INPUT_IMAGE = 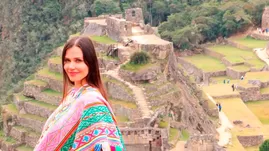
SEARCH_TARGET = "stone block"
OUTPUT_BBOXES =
[237,135,263,147]
[16,115,45,133]
[34,91,61,106]
[10,127,26,143]
[23,80,48,98]
[23,101,55,118]
[25,132,40,148]
[48,59,62,73]
[36,74,63,92]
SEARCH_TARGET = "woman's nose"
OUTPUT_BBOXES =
[69,61,75,69]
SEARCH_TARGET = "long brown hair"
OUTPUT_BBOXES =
[61,36,108,102]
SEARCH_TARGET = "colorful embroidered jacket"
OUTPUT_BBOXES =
[34,86,125,151]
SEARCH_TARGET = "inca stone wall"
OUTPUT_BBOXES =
[121,127,168,151]
[106,17,132,41]
[262,7,269,29]
[185,134,224,151]
[125,8,144,24]
[237,135,263,147]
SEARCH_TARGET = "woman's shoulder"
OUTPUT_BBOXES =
[78,86,106,106]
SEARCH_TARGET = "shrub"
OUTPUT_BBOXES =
[260,139,269,151]
[130,51,150,65]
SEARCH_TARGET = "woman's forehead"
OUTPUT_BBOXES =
[65,46,83,58]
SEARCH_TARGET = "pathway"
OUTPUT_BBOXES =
[103,61,151,119]
[254,47,269,65]
[206,93,233,147]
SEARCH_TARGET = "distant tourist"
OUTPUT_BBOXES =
[240,75,244,80]
[231,84,235,91]
[223,79,226,84]
[34,37,125,151]
[227,79,230,84]
[216,103,222,112]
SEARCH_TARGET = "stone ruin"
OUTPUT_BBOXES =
[82,8,173,60]
[185,134,224,151]
[262,7,269,29]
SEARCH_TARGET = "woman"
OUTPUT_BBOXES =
[34,36,125,151]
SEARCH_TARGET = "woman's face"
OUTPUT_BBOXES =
[64,46,89,86]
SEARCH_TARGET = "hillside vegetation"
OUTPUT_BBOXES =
[0,0,268,105]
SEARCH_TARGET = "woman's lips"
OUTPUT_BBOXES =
[68,72,79,76]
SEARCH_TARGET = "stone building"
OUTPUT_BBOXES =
[125,8,144,25]
[262,7,269,29]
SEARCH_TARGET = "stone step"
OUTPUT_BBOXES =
[37,89,62,106]
[15,144,34,151]
[2,104,46,134]
[48,56,62,73]
[36,67,63,92]
[10,125,40,148]
[23,80,49,97]
[14,94,57,118]
[0,135,22,151]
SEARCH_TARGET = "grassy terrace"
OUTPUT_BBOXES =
[203,84,240,97]
[116,116,129,123]
[110,98,137,109]
[183,54,226,72]
[244,71,269,82]
[25,79,47,87]
[3,104,46,122]
[37,67,63,81]
[207,45,266,69]
[42,89,62,97]
[246,100,269,124]
[16,145,33,151]
[121,62,157,72]
[90,35,117,44]
[231,65,250,72]
[49,56,61,64]
[215,98,263,129]
[230,37,267,49]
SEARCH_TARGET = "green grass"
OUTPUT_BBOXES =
[110,98,137,109]
[231,65,250,72]
[3,104,46,122]
[169,128,180,142]
[69,32,80,39]
[38,67,63,81]
[25,79,47,87]
[246,100,269,124]
[16,145,33,151]
[49,56,61,64]
[121,62,156,72]
[90,35,117,44]
[231,37,267,49]
[207,45,266,68]
[159,119,169,128]
[42,89,62,97]
[28,99,57,110]
[98,52,119,61]
[245,72,269,82]
[116,116,130,123]
[261,87,269,94]
[180,129,190,141]
[5,136,17,144]
[183,54,226,72]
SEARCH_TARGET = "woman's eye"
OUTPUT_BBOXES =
[75,59,82,63]
[64,59,70,63]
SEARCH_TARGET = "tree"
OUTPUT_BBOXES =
[92,0,121,16]
[260,139,269,151]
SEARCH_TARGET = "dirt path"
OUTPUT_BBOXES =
[170,141,186,151]
[103,61,151,118]
[206,93,233,147]
[254,48,269,65]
